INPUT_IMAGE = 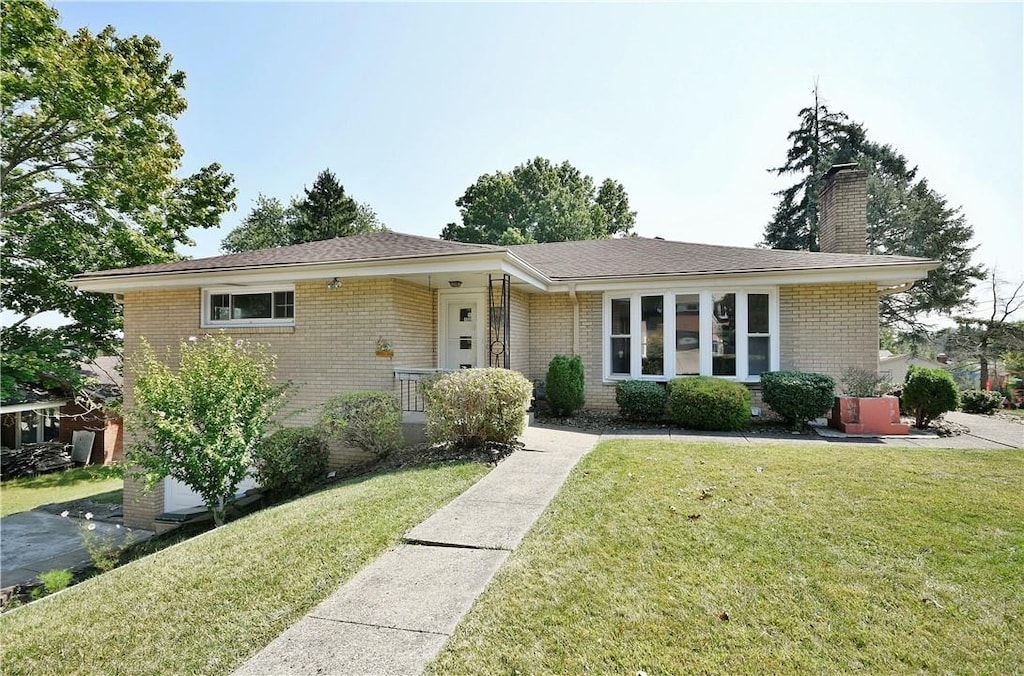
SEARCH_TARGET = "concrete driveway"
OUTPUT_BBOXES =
[945,411,1023,449]
[0,510,152,589]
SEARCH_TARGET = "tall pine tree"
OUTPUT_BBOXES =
[763,87,984,333]
[293,169,360,242]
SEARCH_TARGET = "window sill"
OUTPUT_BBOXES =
[602,376,764,385]
[199,323,296,334]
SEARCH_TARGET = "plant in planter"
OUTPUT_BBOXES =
[375,337,394,358]
[829,367,908,435]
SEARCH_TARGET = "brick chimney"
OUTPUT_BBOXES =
[818,163,868,254]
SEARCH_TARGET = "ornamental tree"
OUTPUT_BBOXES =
[128,335,285,526]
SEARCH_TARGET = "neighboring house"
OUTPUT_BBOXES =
[72,165,939,530]
[878,350,949,386]
[0,356,123,465]
[0,385,67,452]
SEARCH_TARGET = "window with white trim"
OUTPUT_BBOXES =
[604,289,778,382]
[609,298,631,376]
[202,286,295,327]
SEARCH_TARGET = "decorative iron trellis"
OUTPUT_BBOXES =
[488,273,511,369]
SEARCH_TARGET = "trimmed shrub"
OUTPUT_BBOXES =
[761,370,836,429]
[546,355,585,417]
[667,377,751,431]
[959,389,1004,415]
[903,366,960,428]
[254,427,328,499]
[320,391,404,460]
[615,380,667,421]
[424,368,533,447]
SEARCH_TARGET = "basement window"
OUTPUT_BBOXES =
[202,286,295,327]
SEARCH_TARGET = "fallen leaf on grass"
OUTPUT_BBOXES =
[688,513,701,521]
[718,611,730,621]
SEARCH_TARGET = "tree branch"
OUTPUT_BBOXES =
[0,194,77,220]
[4,312,41,331]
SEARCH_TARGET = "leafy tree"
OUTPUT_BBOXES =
[948,271,1024,389]
[441,157,636,244]
[220,195,294,254]
[763,86,983,332]
[1,1,236,399]
[220,174,385,253]
[129,336,285,527]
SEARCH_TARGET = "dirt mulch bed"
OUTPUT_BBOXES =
[534,409,815,437]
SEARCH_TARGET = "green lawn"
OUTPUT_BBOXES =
[1,461,489,675]
[0,466,123,517]
[429,440,1024,674]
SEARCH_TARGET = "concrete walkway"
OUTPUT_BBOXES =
[235,426,599,676]
[235,415,1020,675]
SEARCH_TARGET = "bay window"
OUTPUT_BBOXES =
[604,289,778,382]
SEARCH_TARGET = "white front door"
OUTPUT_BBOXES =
[443,297,481,370]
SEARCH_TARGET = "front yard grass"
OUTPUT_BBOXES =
[1,461,488,675]
[430,440,1024,674]
[0,465,123,517]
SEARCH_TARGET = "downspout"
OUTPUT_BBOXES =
[568,283,580,356]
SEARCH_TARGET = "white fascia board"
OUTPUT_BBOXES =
[500,259,548,290]
[546,262,937,294]
[0,399,69,414]
[72,252,531,294]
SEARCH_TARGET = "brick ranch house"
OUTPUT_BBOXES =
[73,165,938,530]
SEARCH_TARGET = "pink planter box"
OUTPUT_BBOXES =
[829,396,909,435]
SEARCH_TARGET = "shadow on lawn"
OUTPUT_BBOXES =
[1,465,122,489]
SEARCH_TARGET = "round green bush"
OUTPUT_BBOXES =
[667,377,751,431]
[903,366,960,428]
[546,355,585,417]
[615,380,667,421]
[760,370,836,428]
[319,390,404,460]
[959,389,1004,415]
[254,427,328,500]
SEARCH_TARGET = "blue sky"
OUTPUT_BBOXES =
[55,2,1023,303]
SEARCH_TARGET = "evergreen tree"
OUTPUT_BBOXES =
[763,87,984,333]
[293,169,360,242]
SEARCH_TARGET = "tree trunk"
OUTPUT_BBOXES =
[212,496,226,527]
[980,355,990,390]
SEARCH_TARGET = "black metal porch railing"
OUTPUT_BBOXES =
[394,367,453,412]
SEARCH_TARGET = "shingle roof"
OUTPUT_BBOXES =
[508,238,930,280]
[75,231,502,278]
[73,231,934,283]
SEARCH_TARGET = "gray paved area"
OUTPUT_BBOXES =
[234,415,1020,675]
[0,510,152,588]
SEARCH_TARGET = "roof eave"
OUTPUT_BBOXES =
[544,260,940,292]
[72,250,550,293]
